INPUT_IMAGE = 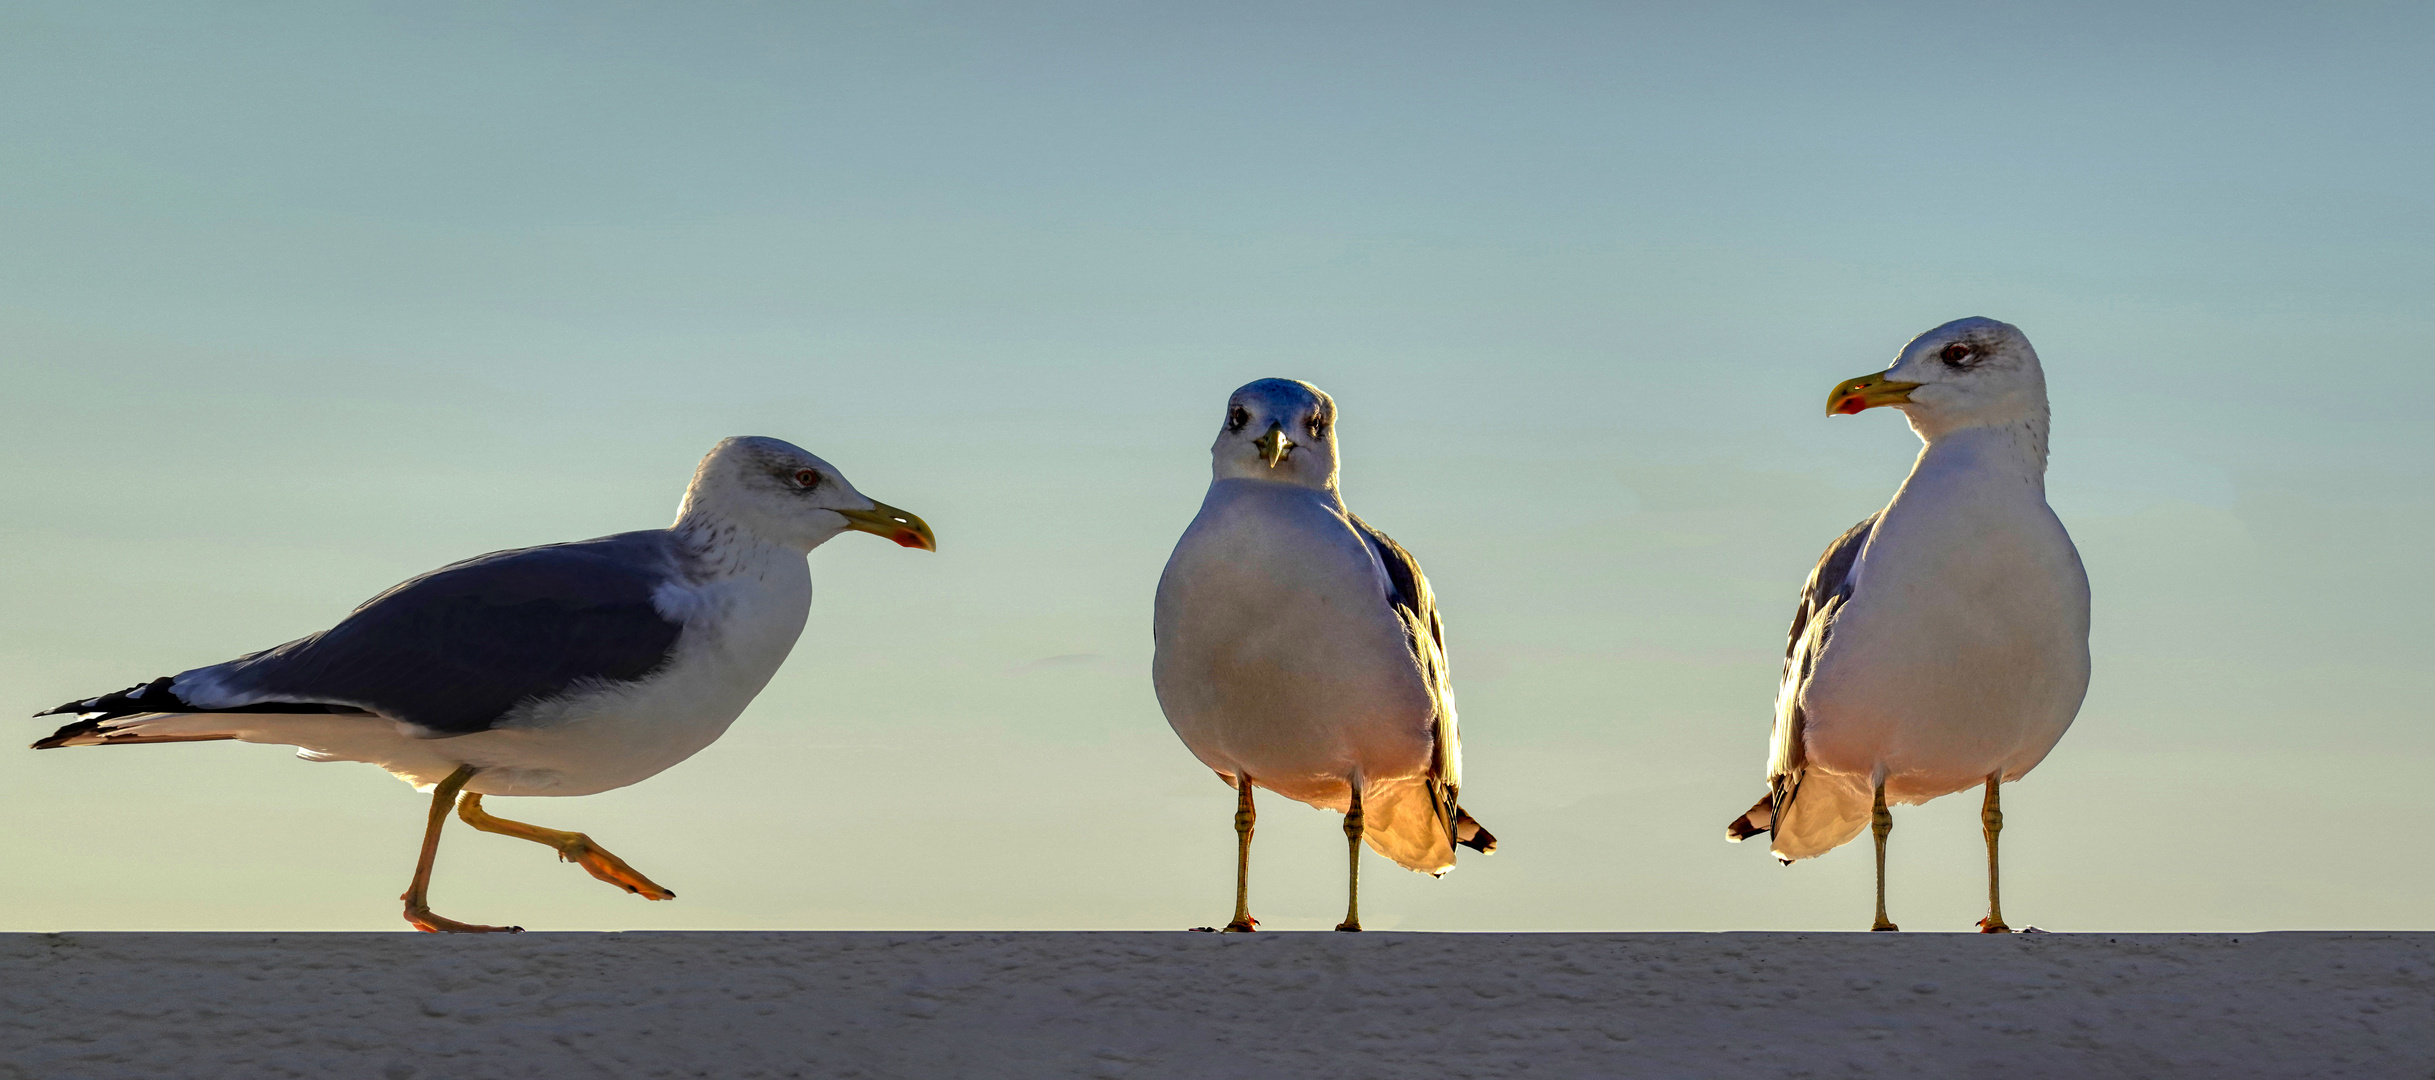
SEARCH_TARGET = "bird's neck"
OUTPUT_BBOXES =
[1913,413,2051,494]
[1208,476,1347,512]
[670,515,803,579]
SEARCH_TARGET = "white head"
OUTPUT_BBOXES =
[1827,317,2050,446]
[672,436,936,554]
[1209,378,1340,491]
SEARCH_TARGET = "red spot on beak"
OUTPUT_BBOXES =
[1833,396,1866,415]
[891,530,926,549]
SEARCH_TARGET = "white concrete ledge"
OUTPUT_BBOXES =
[5,932,2430,1078]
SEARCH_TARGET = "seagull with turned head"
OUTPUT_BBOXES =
[1154,378,1495,932]
[35,436,935,933]
[1727,317,2091,933]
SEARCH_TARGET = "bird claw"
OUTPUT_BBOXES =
[403,905,523,935]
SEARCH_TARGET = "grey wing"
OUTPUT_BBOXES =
[38,531,688,742]
[1783,512,1879,668]
[1347,513,1493,853]
[1741,512,1880,841]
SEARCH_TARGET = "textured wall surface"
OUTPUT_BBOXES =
[5,932,2429,1079]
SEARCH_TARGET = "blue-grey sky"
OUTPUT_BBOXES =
[4,2,2430,931]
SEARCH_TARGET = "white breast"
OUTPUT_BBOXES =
[1152,482,1435,807]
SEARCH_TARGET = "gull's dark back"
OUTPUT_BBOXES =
[38,531,687,742]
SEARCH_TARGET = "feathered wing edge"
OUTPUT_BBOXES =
[33,676,368,749]
[1349,513,1496,875]
[1726,512,1880,862]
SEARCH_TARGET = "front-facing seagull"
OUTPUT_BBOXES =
[1155,379,1494,932]
[35,436,935,933]
[1726,317,2090,932]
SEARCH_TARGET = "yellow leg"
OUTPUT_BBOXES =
[1870,779,1898,932]
[1335,782,1364,933]
[1978,774,2011,933]
[402,765,521,934]
[457,793,676,901]
[1223,773,1257,932]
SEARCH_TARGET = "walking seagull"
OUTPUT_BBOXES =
[1726,317,2090,932]
[1154,379,1494,932]
[34,436,934,933]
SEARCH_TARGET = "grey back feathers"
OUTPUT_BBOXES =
[1785,513,1880,668]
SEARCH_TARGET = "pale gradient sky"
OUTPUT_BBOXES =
[4,2,2430,932]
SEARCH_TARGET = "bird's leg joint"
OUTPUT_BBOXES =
[1224,773,1258,932]
[456,792,675,901]
[1979,774,2009,933]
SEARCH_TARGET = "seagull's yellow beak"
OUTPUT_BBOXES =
[1827,372,1922,416]
[834,501,937,551]
[1254,422,1295,468]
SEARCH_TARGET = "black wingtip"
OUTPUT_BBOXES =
[31,677,191,748]
[33,690,117,719]
[33,677,186,721]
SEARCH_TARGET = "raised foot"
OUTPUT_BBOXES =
[1220,918,1258,933]
[1870,921,1900,932]
[1978,918,2012,934]
[403,904,522,935]
[560,838,676,900]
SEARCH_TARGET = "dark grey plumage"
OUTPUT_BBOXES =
[37,531,686,746]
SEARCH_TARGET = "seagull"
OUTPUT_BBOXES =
[1726,317,2090,933]
[34,436,935,933]
[1154,378,1494,932]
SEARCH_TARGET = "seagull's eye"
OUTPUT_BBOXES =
[1307,415,1329,439]
[1226,406,1250,432]
[793,469,822,489]
[1939,343,1973,366]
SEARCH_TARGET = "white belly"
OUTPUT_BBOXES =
[1800,488,2091,802]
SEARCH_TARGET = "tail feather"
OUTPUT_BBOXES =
[1724,793,1772,842]
[1454,808,1496,854]
[1767,772,1870,862]
[34,676,364,750]
[1727,770,1871,863]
